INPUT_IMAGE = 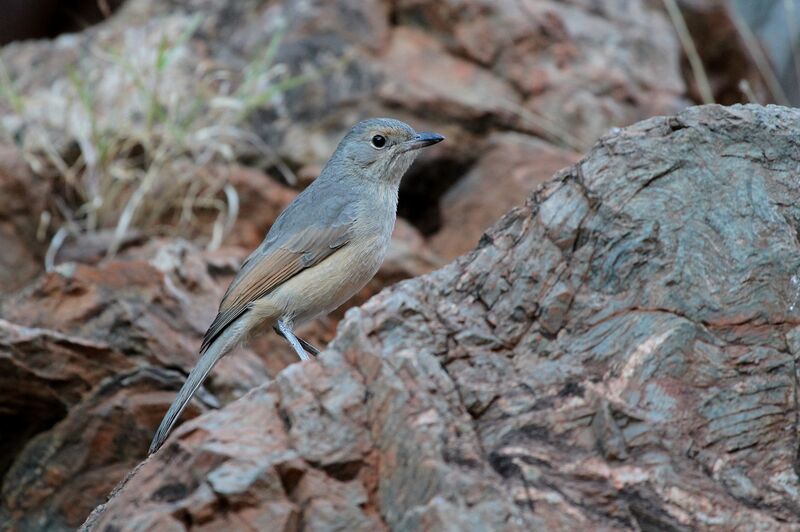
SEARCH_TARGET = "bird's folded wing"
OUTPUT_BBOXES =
[199,222,353,353]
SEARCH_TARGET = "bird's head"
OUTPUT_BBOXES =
[330,117,444,185]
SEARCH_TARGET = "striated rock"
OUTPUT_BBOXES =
[1,0,784,529]
[82,105,800,530]
[379,27,521,127]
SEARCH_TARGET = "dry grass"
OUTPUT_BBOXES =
[662,1,798,106]
[0,15,328,267]
[662,0,715,104]
[728,4,790,106]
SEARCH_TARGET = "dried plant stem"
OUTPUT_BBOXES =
[107,144,170,257]
[662,0,715,104]
[0,15,320,270]
[738,79,759,103]
[729,3,790,105]
[45,227,70,272]
[500,99,586,152]
[783,0,800,100]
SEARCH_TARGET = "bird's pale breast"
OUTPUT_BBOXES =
[249,232,389,326]
[249,184,397,328]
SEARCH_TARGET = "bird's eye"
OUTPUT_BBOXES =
[371,135,386,149]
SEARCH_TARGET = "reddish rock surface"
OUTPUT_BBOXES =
[213,166,298,251]
[0,217,439,531]
[390,0,687,148]
[0,245,271,530]
[78,104,800,531]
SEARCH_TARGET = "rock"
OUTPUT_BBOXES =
[378,27,521,126]
[0,223,40,295]
[392,0,689,148]
[0,0,784,528]
[676,0,771,104]
[208,166,297,251]
[431,132,581,260]
[0,0,690,154]
[0,144,46,295]
[0,0,124,45]
[0,242,282,530]
[0,216,440,530]
[80,105,800,530]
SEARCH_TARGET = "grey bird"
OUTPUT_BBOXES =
[149,118,444,454]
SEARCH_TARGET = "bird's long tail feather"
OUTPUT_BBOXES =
[149,320,246,454]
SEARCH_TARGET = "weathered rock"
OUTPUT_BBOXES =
[0,0,689,153]
[0,243,276,530]
[0,1,783,529]
[0,144,46,295]
[392,0,688,147]
[378,26,521,128]
[224,166,297,250]
[0,214,440,530]
[81,105,800,530]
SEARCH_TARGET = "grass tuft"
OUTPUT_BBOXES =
[0,15,335,267]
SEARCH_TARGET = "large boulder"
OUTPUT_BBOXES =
[431,133,581,260]
[80,105,800,530]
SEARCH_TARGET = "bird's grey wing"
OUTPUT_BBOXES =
[227,178,353,280]
[200,188,356,353]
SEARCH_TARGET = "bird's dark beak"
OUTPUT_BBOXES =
[404,132,445,151]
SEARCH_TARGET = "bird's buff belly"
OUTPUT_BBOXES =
[248,238,388,327]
